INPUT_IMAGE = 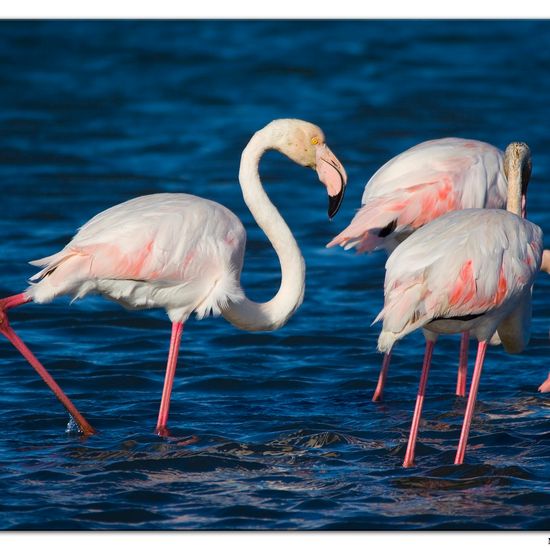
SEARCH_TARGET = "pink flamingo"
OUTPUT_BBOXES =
[374,142,542,466]
[327,138,522,401]
[0,119,347,436]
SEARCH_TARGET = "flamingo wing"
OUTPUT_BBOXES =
[328,138,507,252]
[375,209,543,351]
[28,194,246,309]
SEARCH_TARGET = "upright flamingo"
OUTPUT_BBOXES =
[327,138,523,401]
[374,142,542,466]
[0,119,347,436]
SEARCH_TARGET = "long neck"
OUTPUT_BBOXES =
[504,143,530,217]
[497,143,532,352]
[221,130,305,331]
[506,167,523,216]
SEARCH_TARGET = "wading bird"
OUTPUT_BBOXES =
[328,138,526,401]
[0,119,347,436]
[373,142,542,466]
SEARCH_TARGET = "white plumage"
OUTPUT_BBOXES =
[371,141,541,467]
[376,208,543,352]
[328,137,531,403]
[0,118,347,435]
[328,137,507,252]
[28,194,247,322]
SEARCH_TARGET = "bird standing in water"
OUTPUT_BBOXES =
[0,119,347,436]
[374,142,542,466]
[328,138,528,401]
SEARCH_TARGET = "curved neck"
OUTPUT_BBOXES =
[221,129,305,331]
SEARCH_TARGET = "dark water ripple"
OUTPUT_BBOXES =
[0,20,549,530]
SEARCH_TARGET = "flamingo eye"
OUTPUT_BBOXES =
[311,137,319,145]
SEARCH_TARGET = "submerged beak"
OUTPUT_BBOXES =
[315,144,347,219]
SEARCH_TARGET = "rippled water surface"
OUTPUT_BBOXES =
[0,20,549,530]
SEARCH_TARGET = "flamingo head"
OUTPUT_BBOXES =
[267,119,348,219]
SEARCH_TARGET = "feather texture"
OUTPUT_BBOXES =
[375,209,543,352]
[28,193,246,322]
[328,138,507,252]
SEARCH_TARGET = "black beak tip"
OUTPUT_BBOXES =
[328,187,346,220]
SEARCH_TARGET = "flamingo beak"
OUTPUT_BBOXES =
[315,144,347,219]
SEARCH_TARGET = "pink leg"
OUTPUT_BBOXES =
[403,339,435,468]
[155,321,184,436]
[0,293,30,310]
[0,293,96,435]
[539,372,550,393]
[372,350,392,402]
[456,331,469,397]
[455,340,488,465]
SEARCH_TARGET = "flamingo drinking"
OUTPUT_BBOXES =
[0,119,347,436]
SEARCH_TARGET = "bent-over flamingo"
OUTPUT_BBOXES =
[0,119,347,436]
[374,142,542,466]
[327,138,524,401]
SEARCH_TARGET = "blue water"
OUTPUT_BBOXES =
[0,20,549,530]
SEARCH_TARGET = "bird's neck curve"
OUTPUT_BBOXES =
[221,127,305,331]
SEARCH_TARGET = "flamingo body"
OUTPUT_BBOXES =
[375,202,543,466]
[28,194,247,323]
[328,138,531,402]
[1,118,347,434]
[328,138,507,253]
[376,208,543,352]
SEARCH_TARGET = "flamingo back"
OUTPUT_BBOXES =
[27,194,247,321]
[328,138,507,252]
[375,209,543,352]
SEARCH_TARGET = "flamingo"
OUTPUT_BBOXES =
[0,119,347,436]
[374,142,542,466]
[327,137,524,401]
